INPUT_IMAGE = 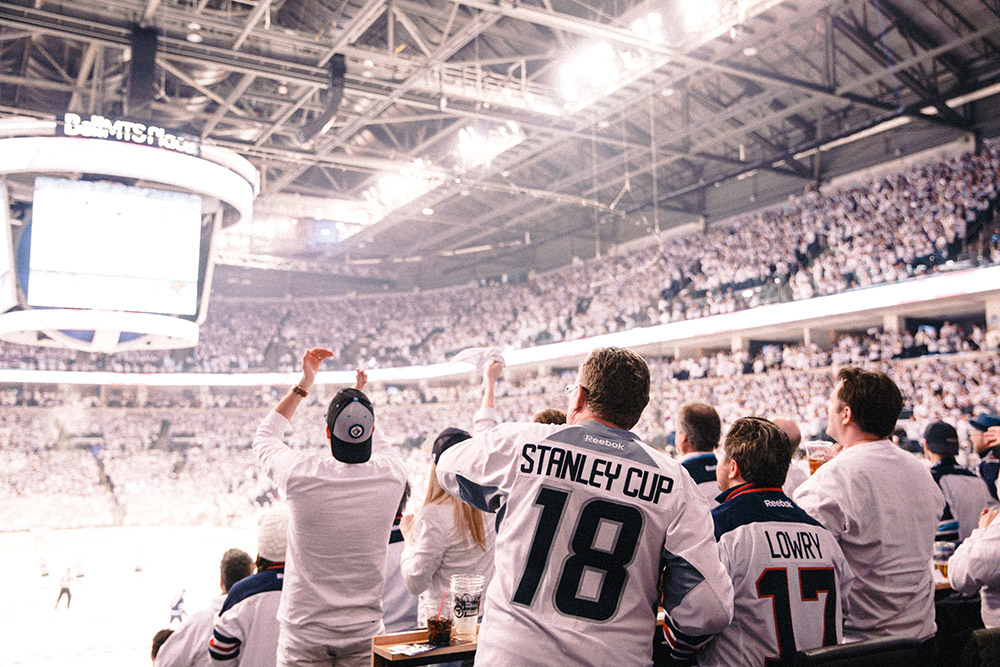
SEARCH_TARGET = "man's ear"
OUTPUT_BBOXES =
[726,457,741,483]
[842,405,853,429]
[571,386,587,413]
[326,425,331,439]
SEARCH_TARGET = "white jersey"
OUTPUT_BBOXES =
[436,419,733,667]
[209,567,283,666]
[793,439,944,641]
[678,452,720,508]
[700,484,853,667]
[948,518,1000,628]
[930,458,999,543]
[155,594,226,667]
[253,411,406,639]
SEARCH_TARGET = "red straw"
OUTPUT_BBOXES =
[437,592,446,620]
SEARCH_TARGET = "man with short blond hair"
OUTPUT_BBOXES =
[437,346,733,667]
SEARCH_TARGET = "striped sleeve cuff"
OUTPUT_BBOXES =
[208,630,241,662]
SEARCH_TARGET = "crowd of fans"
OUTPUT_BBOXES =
[0,139,997,376]
[3,329,1000,532]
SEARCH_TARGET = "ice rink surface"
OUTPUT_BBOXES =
[2,525,257,666]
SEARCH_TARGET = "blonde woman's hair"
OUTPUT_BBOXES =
[424,464,489,551]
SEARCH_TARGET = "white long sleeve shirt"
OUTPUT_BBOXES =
[437,419,733,667]
[948,518,1000,628]
[400,501,495,625]
[793,439,945,641]
[252,411,406,639]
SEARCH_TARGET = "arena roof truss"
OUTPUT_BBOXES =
[1,0,999,289]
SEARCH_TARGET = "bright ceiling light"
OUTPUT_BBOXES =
[422,207,434,216]
[682,0,720,31]
[458,122,524,169]
[559,41,620,104]
[631,12,665,43]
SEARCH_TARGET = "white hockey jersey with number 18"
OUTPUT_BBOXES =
[699,483,854,667]
[436,419,734,667]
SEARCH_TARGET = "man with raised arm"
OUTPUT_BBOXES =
[253,349,406,667]
[436,346,734,667]
[793,367,944,661]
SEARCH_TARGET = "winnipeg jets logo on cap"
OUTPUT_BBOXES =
[349,424,365,439]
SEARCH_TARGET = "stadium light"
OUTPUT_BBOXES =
[682,0,720,31]
[559,41,620,104]
[458,121,524,169]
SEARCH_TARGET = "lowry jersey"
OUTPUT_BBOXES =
[436,419,733,667]
[699,484,853,667]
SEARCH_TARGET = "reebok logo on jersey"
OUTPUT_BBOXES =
[763,499,793,508]
[584,434,626,450]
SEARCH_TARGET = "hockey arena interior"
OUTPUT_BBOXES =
[3,0,1000,665]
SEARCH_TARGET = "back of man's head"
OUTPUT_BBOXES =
[533,408,567,425]
[326,388,375,463]
[151,628,174,661]
[771,414,802,455]
[678,402,722,452]
[836,367,903,439]
[724,417,792,487]
[220,548,254,593]
[577,347,650,430]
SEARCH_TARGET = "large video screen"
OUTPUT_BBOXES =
[28,177,202,315]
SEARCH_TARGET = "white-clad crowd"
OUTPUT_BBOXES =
[4,341,1000,532]
[0,140,996,376]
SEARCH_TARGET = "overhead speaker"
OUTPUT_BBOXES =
[128,26,158,120]
[296,54,346,144]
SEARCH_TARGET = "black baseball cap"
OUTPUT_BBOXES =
[432,427,471,464]
[326,388,374,463]
[924,421,959,456]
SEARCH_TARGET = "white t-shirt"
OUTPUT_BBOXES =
[437,419,733,667]
[253,411,406,639]
[700,483,853,667]
[794,439,944,641]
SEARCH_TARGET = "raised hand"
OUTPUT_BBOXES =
[354,369,368,391]
[300,348,334,390]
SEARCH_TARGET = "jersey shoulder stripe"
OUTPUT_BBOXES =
[220,568,284,614]
[681,454,718,485]
[546,421,657,467]
[712,486,821,540]
[932,459,976,484]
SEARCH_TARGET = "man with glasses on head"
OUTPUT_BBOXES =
[794,367,943,663]
[436,346,733,667]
